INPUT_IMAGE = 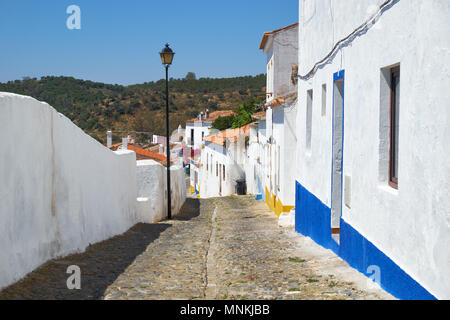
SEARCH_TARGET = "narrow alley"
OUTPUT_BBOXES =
[0,191,392,300]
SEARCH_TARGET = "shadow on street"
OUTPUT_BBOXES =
[0,195,202,300]
[173,198,201,221]
[0,223,171,300]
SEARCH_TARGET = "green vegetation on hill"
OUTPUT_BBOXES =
[0,74,266,143]
[212,97,262,131]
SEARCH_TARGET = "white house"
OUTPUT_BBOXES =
[261,22,299,104]
[198,125,250,198]
[185,110,235,195]
[184,110,235,149]
[243,122,260,197]
[295,0,450,300]
[244,113,268,201]
[256,22,299,216]
[152,134,167,145]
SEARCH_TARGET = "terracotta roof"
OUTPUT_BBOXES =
[109,142,123,149]
[259,22,299,50]
[128,145,167,163]
[203,124,250,146]
[107,142,171,165]
[186,110,235,123]
[266,92,298,108]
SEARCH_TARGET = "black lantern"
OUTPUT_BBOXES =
[160,43,175,65]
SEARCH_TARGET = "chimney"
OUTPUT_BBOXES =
[122,137,128,150]
[206,109,209,119]
[107,130,112,148]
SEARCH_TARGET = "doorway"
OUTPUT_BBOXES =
[331,71,344,244]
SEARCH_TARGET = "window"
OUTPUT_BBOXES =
[223,165,226,181]
[322,84,327,117]
[389,66,400,189]
[202,131,205,141]
[216,162,218,177]
[306,89,313,151]
[191,129,194,146]
[206,153,209,171]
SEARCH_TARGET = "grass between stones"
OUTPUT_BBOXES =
[288,257,306,263]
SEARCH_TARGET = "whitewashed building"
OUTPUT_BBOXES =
[256,23,299,216]
[185,110,234,195]
[244,114,268,200]
[184,110,235,149]
[198,125,250,198]
[243,122,260,196]
[152,135,167,146]
[295,0,450,299]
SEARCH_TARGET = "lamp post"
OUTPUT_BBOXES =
[160,43,175,220]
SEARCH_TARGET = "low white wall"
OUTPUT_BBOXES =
[0,93,137,290]
[136,160,186,223]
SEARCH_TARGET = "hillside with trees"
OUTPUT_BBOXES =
[0,74,266,144]
[212,97,262,131]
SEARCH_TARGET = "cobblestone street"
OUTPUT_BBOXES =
[0,192,393,300]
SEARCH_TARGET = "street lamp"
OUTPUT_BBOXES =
[160,43,175,220]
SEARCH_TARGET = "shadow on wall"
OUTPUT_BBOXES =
[0,223,170,300]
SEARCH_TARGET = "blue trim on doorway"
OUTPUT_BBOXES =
[333,70,345,81]
[295,180,437,300]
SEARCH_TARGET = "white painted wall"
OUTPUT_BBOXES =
[244,121,272,198]
[296,0,450,299]
[0,93,137,290]
[199,142,228,198]
[273,25,298,98]
[256,120,268,197]
[244,124,259,195]
[263,24,299,102]
[277,101,298,206]
[199,134,248,198]
[185,122,211,149]
[260,101,297,209]
[136,160,186,223]
[0,93,187,291]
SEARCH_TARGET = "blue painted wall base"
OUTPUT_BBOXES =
[295,180,436,300]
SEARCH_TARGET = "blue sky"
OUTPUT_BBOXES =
[0,1,298,85]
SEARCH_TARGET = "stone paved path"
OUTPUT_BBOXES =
[0,194,393,300]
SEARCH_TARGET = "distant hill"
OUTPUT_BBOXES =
[0,75,266,144]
